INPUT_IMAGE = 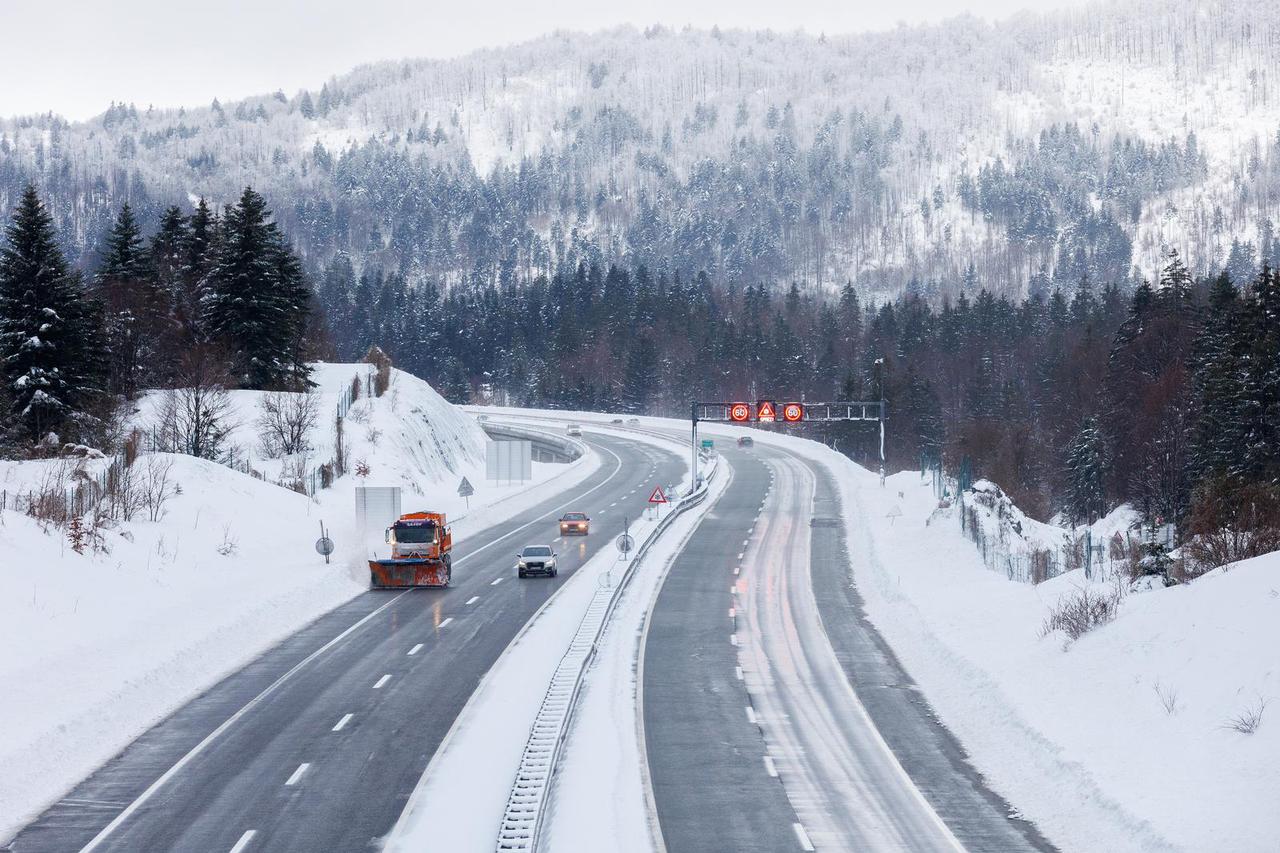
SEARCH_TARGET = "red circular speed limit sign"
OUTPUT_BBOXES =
[782,403,804,422]
[729,403,751,422]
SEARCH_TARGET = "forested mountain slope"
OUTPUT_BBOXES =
[2,0,1279,298]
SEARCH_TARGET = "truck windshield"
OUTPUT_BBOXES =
[395,525,437,544]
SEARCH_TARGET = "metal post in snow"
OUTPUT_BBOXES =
[690,401,698,496]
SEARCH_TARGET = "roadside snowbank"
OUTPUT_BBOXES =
[0,367,590,844]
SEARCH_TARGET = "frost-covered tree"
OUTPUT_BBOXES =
[0,186,104,443]
[1065,416,1109,524]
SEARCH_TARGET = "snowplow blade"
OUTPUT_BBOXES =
[369,559,450,588]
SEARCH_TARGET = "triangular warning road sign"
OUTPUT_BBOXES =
[457,476,475,497]
[648,485,668,504]
[756,401,776,422]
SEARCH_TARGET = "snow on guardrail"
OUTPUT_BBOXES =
[494,455,719,853]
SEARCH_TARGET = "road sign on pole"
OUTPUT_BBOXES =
[649,485,668,504]
[315,520,334,564]
[457,476,474,509]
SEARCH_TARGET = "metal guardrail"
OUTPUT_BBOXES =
[495,456,719,852]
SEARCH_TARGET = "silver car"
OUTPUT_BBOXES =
[517,545,558,578]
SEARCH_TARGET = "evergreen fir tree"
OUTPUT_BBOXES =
[203,187,310,389]
[0,186,105,443]
[97,203,164,397]
[1065,416,1108,524]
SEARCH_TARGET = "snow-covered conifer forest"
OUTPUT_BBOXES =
[1,0,1279,545]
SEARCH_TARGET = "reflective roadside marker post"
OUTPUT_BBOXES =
[315,520,335,565]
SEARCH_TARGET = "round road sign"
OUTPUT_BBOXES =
[729,403,751,422]
[315,536,335,556]
[615,533,636,554]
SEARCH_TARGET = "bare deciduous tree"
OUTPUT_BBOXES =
[140,456,179,522]
[256,390,319,457]
[153,346,236,461]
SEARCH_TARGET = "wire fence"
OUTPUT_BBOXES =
[0,452,127,527]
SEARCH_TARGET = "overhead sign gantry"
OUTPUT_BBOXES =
[690,399,887,487]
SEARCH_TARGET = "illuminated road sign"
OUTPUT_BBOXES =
[782,402,804,422]
[756,401,777,422]
[730,402,751,422]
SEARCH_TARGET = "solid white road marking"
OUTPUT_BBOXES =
[373,674,391,689]
[466,596,479,605]
[407,643,423,656]
[229,830,257,853]
[285,763,310,786]
[439,617,453,628]
[764,755,778,777]
[746,706,757,724]
[332,714,353,732]
[793,823,816,851]
[491,577,504,585]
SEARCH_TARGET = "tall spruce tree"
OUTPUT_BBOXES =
[97,203,164,397]
[0,186,104,443]
[203,188,310,389]
[1065,416,1109,524]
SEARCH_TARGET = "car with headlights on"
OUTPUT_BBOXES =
[517,545,558,578]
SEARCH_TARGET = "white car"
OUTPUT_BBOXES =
[566,424,582,437]
[517,545,558,578]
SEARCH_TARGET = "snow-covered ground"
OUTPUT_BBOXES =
[0,366,593,843]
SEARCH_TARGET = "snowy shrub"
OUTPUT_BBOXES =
[215,524,239,556]
[1226,699,1267,735]
[1040,585,1122,640]
[1154,681,1180,716]
[1184,478,1280,575]
[139,457,178,523]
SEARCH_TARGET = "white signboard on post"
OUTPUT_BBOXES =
[486,440,533,484]
[356,486,402,558]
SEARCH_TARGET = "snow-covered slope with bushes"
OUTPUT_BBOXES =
[844,466,1280,853]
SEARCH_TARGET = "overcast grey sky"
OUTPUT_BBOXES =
[3,0,1094,121]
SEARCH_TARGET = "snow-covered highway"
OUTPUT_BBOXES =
[4,430,683,853]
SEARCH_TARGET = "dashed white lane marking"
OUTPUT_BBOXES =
[373,674,391,689]
[734,566,741,576]
[407,643,423,656]
[285,763,310,786]
[728,607,735,619]
[730,585,737,594]
[465,596,479,605]
[746,706,757,724]
[229,830,257,853]
[332,714,353,732]
[742,539,750,547]
[439,617,453,628]
[793,822,816,851]
[491,577,504,585]
[730,634,738,646]
[763,755,778,777]
[735,666,744,681]
[737,552,744,560]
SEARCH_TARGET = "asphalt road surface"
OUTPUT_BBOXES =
[642,440,1055,852]
[5,429,682,853]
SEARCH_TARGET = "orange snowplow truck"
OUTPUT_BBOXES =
[369,511,453,588]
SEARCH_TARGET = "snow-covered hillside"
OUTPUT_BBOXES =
[0,364,585,842]
[2,0,1278,299]
[849,468,1280,853]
